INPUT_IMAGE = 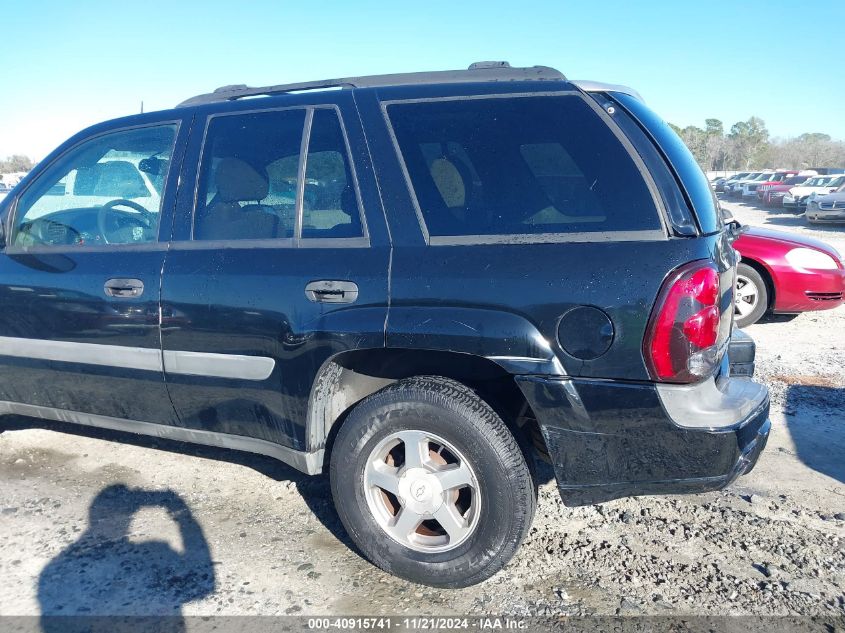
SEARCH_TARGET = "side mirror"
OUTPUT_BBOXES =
[138,157,164,176]
[725,218,747,243]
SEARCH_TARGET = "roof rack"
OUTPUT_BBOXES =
[177,62,566,107]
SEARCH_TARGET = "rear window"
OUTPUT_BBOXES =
[386,95,662,240]
[611,93,722,234]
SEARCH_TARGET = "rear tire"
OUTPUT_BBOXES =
[330,376,536,588]
[735,263,769,328]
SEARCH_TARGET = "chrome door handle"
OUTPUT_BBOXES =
[304,280,358,304]
[104,278,144,298]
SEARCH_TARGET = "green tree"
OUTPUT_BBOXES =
[727,117,769,169]
[703,119,727,171]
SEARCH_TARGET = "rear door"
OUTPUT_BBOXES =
[0,115,187,423]
[160,94,390,450]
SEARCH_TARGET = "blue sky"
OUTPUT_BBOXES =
[2,0,844,159]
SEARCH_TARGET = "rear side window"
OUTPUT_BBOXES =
[302,109,363,239]
[193,107,363,241]
[194,109,305,241]
[386,95,662,240]
[611,92,721,234]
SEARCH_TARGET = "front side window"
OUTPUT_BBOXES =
[387,95,661,239]
[14,124,177,247]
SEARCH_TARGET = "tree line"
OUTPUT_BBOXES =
[669,118,845,172]
[0,154,35,175]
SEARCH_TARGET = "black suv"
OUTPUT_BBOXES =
[0,63,769,588]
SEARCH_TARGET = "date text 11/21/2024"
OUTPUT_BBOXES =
[307,617,528,630]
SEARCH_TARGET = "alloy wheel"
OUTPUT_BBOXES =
[735,274,760,318]
[363,429,481,553]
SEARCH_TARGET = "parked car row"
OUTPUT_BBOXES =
[713,170,845,224]
[727,217,844,327]
[711,172,845,327]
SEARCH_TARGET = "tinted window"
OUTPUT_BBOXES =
[194,109,306,241]
[612,92,721,234]
[387,95,661,238]
[14,124,176,247]
[302,109,363,238]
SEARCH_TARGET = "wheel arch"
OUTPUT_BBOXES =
[739,257,776,311]
[305,348,546,468]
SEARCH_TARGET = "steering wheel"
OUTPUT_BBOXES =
[97,199,154,244]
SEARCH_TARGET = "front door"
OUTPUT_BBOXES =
[160,97,390,450]
[0,117,187,424]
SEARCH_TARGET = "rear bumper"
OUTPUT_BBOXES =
[516,335,770,506]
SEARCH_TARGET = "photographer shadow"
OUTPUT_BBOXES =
[38,484,214,633]
[784,383,845,485]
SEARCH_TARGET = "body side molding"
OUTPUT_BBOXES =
[0,336,275,381]
[0,401,323,474]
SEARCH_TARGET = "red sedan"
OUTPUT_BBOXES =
[732,226,845,327]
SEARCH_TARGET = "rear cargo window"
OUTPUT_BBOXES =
[386,95,662,240]
[611,92,721,234]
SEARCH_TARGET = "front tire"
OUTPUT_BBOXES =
[735,263,769,328]
[330,376,536,588]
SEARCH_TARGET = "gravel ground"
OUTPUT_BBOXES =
[1,199,843,620]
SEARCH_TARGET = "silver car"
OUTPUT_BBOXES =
[806,184,845,224]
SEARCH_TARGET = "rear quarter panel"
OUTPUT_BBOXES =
[353,86,727,380]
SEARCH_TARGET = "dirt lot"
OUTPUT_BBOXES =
[1,199,843,620]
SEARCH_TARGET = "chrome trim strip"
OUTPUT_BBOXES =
[0,401,323,475]
[0,336,163,371]
[0,336,275,381]
[162,350,275,380]
[486,355,567,376]
[430,229,665,246]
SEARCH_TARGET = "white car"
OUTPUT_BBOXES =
[783,174,845,210]
[725,171,767,197]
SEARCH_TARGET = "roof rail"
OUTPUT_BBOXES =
[177,62,566,107]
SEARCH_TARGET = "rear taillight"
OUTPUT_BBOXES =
[644,261,723,383]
